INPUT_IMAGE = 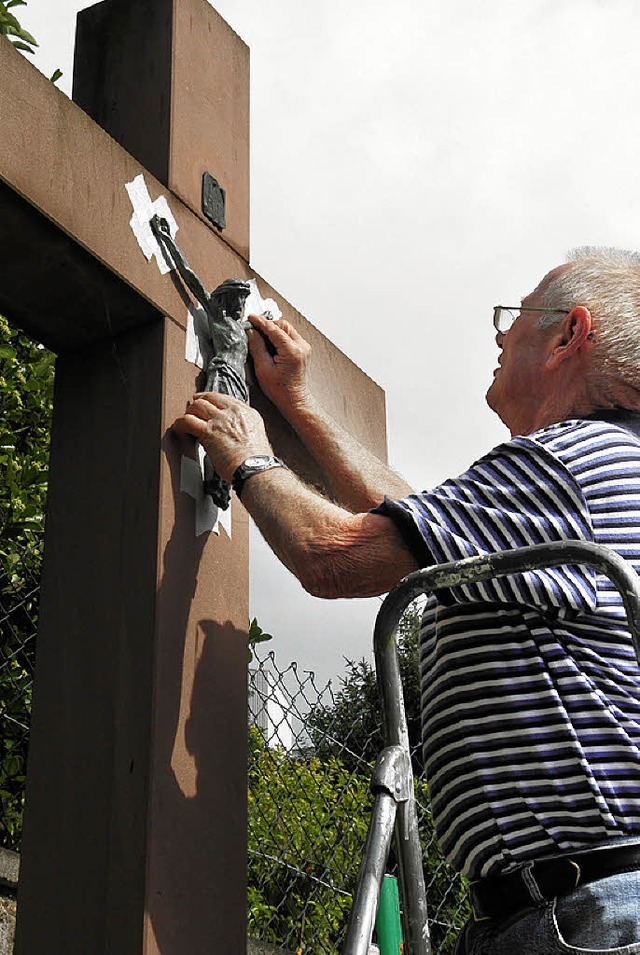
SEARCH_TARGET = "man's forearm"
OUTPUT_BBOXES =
[246,314,412,510]
[240,465,417,598]
[280,394,413,512]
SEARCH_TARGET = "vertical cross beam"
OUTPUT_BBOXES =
[15,3,251,952]
[73,0,250,259]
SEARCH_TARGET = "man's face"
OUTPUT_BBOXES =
[486,266,570,435]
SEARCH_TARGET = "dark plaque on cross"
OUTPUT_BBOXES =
[0,2,389,953]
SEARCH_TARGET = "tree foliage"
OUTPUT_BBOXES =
[0,0,62,81]
[306,605,424,774]
[248,726,371,953]
[0,315,54,848]
[0,0,37,54]
[0,316,54,547]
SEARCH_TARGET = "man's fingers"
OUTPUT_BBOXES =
[173,412,210,438]
[172,394,238,434]
[247,313,302,346]
[190,392,236,410]
[172,393,271,484]
[247,327,270,362]
[247,314,302,364]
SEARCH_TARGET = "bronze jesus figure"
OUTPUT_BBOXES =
[151,214,251,509]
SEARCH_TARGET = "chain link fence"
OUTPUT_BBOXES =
[0,551,469,953]
[248,648,469,954]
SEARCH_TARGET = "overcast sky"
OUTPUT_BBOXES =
[17,0,640,687]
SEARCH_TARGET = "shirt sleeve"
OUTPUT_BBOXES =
[374,436,597,613]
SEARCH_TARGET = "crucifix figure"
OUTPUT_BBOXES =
[151,214,251,508]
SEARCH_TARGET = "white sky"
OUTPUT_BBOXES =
[17,0,640,686]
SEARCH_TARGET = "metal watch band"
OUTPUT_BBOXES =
[232,455,286,499]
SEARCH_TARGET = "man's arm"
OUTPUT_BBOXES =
[173,392,418,597]
[247,313,414,512]
[242,468,417,597]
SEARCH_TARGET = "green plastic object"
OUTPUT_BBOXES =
[375,874,404,954]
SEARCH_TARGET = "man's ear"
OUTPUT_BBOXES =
[546,306,593,369]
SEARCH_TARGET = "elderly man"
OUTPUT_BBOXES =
[175,247,640,953]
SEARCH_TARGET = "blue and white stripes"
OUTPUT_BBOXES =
[382,418,640,878]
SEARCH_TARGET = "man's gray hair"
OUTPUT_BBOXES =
[540,247,640,387]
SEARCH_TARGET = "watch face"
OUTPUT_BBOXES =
[244,456,270,469]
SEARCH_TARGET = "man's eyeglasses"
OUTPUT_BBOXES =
[493,306,570,334]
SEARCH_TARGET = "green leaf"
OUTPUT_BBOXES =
[0,12,21,33]
[10,39,34,53]
[249,616,273,645]
[15,25,36,45]
[50,68,62,84]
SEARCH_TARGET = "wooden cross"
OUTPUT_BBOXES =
[0,1,388,952]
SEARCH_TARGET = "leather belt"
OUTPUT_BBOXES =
[469,843,640,922]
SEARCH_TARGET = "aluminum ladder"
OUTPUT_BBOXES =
[342,541,640,955]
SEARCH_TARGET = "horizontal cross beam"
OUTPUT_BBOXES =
[0,38,386,460]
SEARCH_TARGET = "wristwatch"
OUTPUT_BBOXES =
[232,455,287,498]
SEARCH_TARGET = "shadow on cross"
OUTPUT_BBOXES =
[146,427,247,953]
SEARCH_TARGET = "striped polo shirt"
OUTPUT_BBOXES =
[379,414,640,879]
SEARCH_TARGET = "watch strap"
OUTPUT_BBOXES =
[232,455,286,498]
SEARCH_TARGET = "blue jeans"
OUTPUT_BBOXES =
[455,870,640,954]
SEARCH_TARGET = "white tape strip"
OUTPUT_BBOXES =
[185,304,212,370]
[179,449,232,539]
[244,278,282,322]
[197,444,232,538]
[125,173,179,275]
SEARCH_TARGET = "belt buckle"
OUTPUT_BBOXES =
[525,857,582,902]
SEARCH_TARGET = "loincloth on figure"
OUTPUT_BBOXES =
[202,357,249,509]
[205,356,249,402]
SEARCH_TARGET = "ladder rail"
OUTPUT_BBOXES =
[341,785,399,954]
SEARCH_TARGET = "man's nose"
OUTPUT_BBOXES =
[495,331,505,347]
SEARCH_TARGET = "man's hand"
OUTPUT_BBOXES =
[173,393,273,481]
[247,313,312,413]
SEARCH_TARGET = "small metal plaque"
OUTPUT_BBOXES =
[202,172,226,230]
